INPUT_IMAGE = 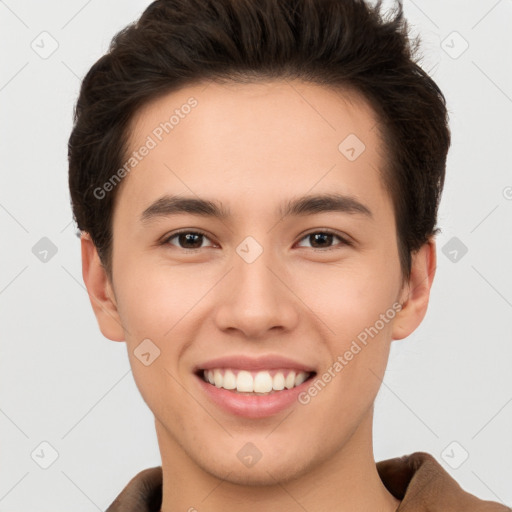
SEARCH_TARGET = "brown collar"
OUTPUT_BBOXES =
[106,451,510,511]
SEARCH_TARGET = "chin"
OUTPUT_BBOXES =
[202,457,311,487]
[192,439,316,488]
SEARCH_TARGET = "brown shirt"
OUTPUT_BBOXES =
[105,451,511,511]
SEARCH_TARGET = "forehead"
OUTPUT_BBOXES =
[116,79,390,224]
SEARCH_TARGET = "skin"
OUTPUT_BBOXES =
[81,79,436,512]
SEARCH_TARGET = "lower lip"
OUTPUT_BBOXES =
[195,373,313,419]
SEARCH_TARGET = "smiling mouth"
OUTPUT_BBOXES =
[196,368,317,395]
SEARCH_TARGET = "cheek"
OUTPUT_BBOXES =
[303,257,399,337]
[302,259,399,407]
[114,268,197,422]
[114,259,211,340]
[112,260,227,407]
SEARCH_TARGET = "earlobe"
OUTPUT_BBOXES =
[391,238,437,341]
[80,232,125,342]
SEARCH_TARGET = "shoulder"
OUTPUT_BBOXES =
[377,451,510,511]
[105,466,162,512]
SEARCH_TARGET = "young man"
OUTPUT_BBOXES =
[68,0,510,510]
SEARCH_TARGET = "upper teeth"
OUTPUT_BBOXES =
[203,369,310,393]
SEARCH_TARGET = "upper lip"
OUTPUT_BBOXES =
[194,355,316,374]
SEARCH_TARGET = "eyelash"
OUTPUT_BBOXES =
[161,229,353,251]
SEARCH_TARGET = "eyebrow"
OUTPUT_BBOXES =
[140,192,373,223]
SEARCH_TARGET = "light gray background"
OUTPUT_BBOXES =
[1,0,511,510]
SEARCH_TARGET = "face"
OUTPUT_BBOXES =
[83,79,434,485]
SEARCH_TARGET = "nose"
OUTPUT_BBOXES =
[213,248,300,340]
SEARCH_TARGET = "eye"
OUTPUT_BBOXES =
[163,230,215,250]
[296,230,352,251]
[161,229,352,251]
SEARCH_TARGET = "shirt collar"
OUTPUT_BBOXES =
[106,451,510,511]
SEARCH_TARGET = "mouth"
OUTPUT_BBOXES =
[193,354,318,418]
[195,368,317,395]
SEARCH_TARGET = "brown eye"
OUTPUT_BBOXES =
[164,231,214,250]
[297,231,351,250]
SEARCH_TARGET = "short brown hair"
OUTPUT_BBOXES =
[68,0,451,281]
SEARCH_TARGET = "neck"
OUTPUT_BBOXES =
[155,407,400,512]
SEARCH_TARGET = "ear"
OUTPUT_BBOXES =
[392,237,437,341]
[80,232,125,342]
